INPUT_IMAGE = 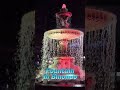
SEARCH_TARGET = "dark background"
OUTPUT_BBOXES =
[0,0,120,89]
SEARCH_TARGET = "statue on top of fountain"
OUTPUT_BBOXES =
[56,4,72,28]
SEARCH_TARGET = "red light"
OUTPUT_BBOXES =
[62,4,66,9]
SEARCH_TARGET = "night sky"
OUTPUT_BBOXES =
[0,0,120,89]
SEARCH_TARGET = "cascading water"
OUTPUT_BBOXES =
[36,29,85,86]
[35,4,85,87]
[85,8,116,90]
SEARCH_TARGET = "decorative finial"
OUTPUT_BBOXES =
[55,4,72,28]
[62,4,66,9]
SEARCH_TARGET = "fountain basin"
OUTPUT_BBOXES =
[44,29,83,40]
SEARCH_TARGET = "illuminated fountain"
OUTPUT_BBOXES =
[36,4,85,87]
[85,8,117,90]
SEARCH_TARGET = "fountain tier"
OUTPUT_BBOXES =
[44,29,83,40]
